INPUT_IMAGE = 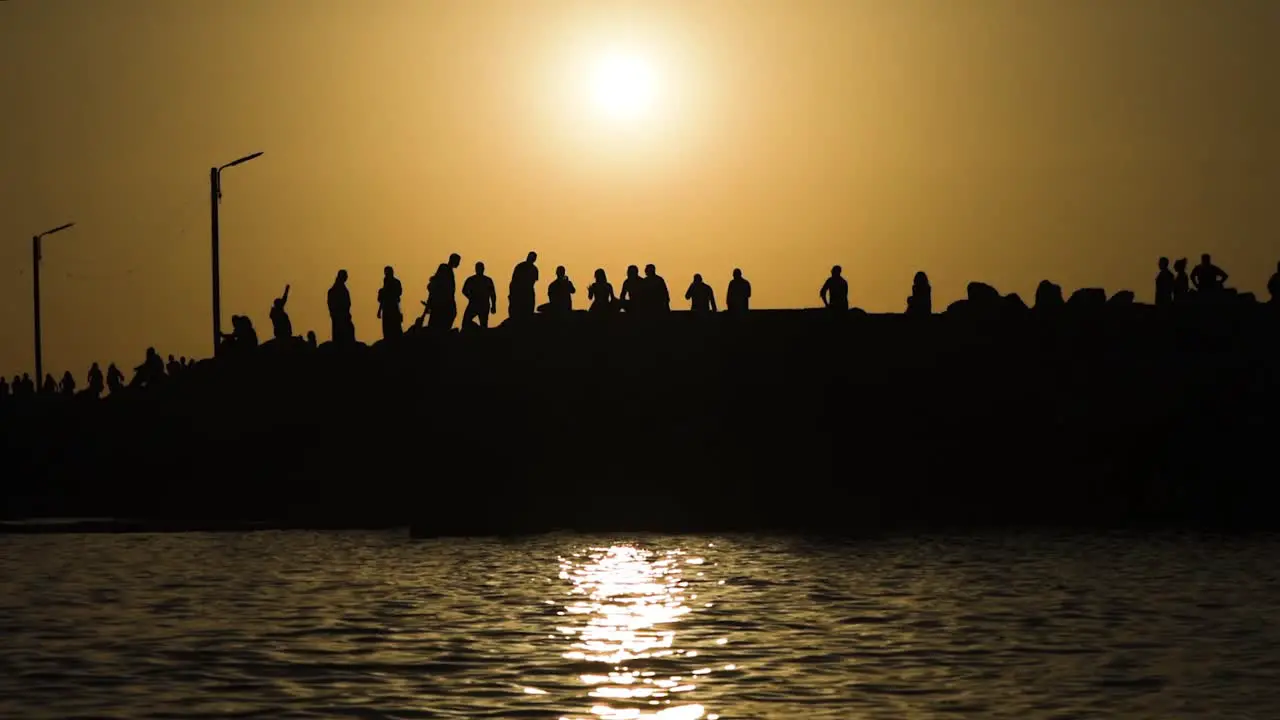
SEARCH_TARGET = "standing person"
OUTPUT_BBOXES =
[427,254,462,331]
[462,261,497,329]
[1154,258,1174,307]
[377,266,404,340]
[1172,258,1191,303]
[685,273,717,313]
[820,265,849,311]
[509,251,539,319]
[270,284,293,340]
[644,264,670,312]
[726,269,751,314]
[327,270,355,343]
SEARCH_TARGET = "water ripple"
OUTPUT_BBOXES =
[1,531,1279,718]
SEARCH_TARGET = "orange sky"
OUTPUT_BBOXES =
[1,0,1276,378]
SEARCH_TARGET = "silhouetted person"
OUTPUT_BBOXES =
[106,364,124,395]
[59,371,75,396]
[328,269,355,343]
[462,261,497,330]
[427,254,461,331]
[306,330,318,349]
[820,265,849,311]
[86,362,104,398]
[509,251,539,319]
[1173,258,1191,303]
[232,315,259,349]
[1155,257,1174,307]
[1191,253,1228,296]
[685,273,717,313]
[1269,262,1280,304]
[619,265,644,312]
[378,266,404,340]
[727,269,751,314]
[544,266,575,314]
[41,374,56,395]
[588,269,616,312]
[166,354,181,376]
[0,377,8,401]
[645,264,670,312]
[907,271,932,316]
[131,348,165,388]
[270,284,293,340]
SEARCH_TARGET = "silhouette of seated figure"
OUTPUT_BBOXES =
[41,374,57,394]
[59,371,76,396]
[106,363,124,395]
[86,362,104,398]
[542,266,575,314]
[130,348,165,388]
[619,265,645,313]
[907,271,932,316]
[462,261,497,330]
[588,269,616,312]
[820,265,849,311]
[645,264,671,312]
[1269,261,1280,304]
[1191,253,1228,297]
[685,273,717,313]
[270,284,293,340]
[223,315,258,352]
[726,269,751,314]
[1155,257,1174,307]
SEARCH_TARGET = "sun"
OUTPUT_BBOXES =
[589,49,660,122]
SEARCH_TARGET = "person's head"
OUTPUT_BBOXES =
[336,269,348,283]
[1201,253,1212,264]
[595,268,607,282]
[914,271,929,286]
[1175,258,1187,272]
[627,265,639,278]
[273,297,284,309]
[556,265,566,278]
[168,354,175,362]
[384,265,394,278]
[449,253,461,268]
[146,347,157,357]
[733,268,743,279]
[527,251,537,263]
[1158,257,1169,270]
[832,265,842,277]
[645,264,656,277]
[693,273,703,283]
[475,261,486,275]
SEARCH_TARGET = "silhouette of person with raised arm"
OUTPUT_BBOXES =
[1191,253,1228,297]
[509,251,539,320]
[270,284,293,340]
[106,364,124,395]
[619,265,644,313]
[907,271,932,316]
[727,269,751,314]
[59,371,75,396]
[588,269,616,312]
[685,273,717,313]
[86,362,104,398]
[427,254,462,331]
[328,269,355,343]
[1172,258,1191,303]
[1155,257,1174,307]
[645,264,670,312]
[544,265,575,314]
[820,265,849,311]
[1269,261,1280,304]
[378,265,404,340]
[462,261,498,330]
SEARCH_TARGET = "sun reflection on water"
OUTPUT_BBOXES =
[554,545,715,720]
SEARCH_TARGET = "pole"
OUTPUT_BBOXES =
[210,166,221,355]
[32,235,42,383]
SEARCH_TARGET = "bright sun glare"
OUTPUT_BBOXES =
[589,50,660,122]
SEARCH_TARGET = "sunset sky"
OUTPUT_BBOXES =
[1,0,1276,378]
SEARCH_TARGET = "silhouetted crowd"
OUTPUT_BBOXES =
[4,252,1280,409]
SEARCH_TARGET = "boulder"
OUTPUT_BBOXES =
[1034,280,1064,310]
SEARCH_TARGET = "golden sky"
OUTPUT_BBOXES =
[1,0,1276,378]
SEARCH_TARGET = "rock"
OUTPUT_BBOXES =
[1068,288,1107,308]
[967,282,1002,306]
[1108,290,1136,306]
[1034,280,1064,310]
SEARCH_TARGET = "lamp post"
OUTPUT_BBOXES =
[210,151,264,355]
[32,222,76,383]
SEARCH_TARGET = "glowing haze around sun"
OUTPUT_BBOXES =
[588,48,661,123]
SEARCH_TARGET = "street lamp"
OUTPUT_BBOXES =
[32,222,76,383]
[210,151,264,355]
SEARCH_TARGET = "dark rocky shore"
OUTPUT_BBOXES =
[3,296,1279,537]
